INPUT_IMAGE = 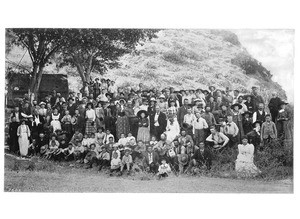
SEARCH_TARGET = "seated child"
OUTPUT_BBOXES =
[84,143,98,168]
[118,133,128,146]
[62,143,75,161]
[88,133,96,148]
[120,149,133,175]
[81,133,89,148]
[28,139,38,157]
[97,146,110,171]
[105,136,115,151]
[45,135,60,159]
[157,158,171,179]
[126,132,136,145]
[149,136,158,147]
[74,142,85,162]
[70,130,83,145]
[110,150,122,175]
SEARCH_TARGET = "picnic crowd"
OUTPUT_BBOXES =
[7,78,292,178]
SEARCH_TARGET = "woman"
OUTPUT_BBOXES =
[235,136,260,177]
[136,110,150,143]
[276,101,292,140]
[95,102,105,130]
[85,103,96,135]
[231,103,244,143]
[17,119,31,157]
[116,99,130,140]
[51,108,61,133]
[165,116,180,142]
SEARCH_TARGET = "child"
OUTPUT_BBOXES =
[45,135,60,159]
[70,129,83,145]
[126,132,136,145]
[74,142,85,162]
[118,133,128,146]
[28,139,38,157]
[104,129,115,144]
[149,135,158,147]
[157,158,171,179]
[95,127,106,147]
[120,149,133,175]
[61,110,72,138]
[81,133,89,148]
[84,143,98,169]
[111,144,121,159]
[97,146,110,171]
[88,133,96,148]
[110,150,122,175]
[105,136,115,151]
[62,143,75,161]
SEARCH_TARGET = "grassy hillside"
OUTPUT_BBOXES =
[5,29,287,102]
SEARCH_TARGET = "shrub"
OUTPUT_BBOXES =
[162,51,187,65]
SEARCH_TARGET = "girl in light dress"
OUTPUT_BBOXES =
[95,127,106,147]
[51,108,61,133]
[235,136,261,177]
[17,119,31,157]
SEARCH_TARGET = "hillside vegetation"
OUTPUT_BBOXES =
[6,29,287,101]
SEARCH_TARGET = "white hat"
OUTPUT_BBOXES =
[159,94,165,99]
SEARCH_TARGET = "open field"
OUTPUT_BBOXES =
[4,155,293,193]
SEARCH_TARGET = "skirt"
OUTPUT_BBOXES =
[51,120,61,133]
[137,127,150,143]
[85,120,96,135]
[116,116,130,140]
[18,133,29,156]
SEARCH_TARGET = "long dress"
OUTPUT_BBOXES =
[116,109,130,140]
[232,111,244,143]
[277,109,292,141]
[51,113,61,133]
[17,124,31,156]
[165,118,180,142]
[137,117,150,143]
[235,143,260,177]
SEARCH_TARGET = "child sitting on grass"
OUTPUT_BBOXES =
[45,135,60,159]
[157,158,171,179]
[74,142,85,162]
[110,150,122,176]
[118,133,128,146]
[62,143,75,161]
[97,146,110,171]
[120,149,133,175]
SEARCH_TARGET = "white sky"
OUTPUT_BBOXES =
[233,30,294,102]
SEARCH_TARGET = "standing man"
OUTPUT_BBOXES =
[153,106,167,141]
[252,103,266,124]
[251,86,264,112]
[268,92,282,123]
[177,98,189,128]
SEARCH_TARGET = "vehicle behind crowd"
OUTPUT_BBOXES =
[6,78,292,178]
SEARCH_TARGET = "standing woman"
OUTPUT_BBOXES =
[51,108,61,133]
[231,103,244,143]
[276,101,292,141]
[85,103,96,135]
[95,102,105,130]
[137,110,150,143]
[17,119,31,157]
[116,99,130,140]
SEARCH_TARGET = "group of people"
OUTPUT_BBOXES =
[7,77,292,178]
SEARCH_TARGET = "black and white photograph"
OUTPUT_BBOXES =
[3,28,294,193]
[0,1,299,219]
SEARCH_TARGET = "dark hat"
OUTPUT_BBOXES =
[234,89,240,93]
[137,110,149,118]
[265,114,271,118]
[231,103,242,110]
[118,99,126,104]
[202,90,209,94]
[279,100,288,106]
[242,111,253,116]
[241,135,248,140]
[251,86,258,89]
[243,94,253,100]
[252,120,261,128]
[95,78,100,81]
[68,97,74,101]
[209,85,216,90]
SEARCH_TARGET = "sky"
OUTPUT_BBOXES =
[233,30,294,102]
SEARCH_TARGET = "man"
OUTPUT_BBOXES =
[193,112,208,146]
[252,103,266,123]
[143,145,160,173]
[201,106,216,139]
[251,86,264,111]
[67,97,77,116]
[93,78,101,98]
[10,106,23,123]
[183,107,196,137]
[8,117,19,154]
[206,126,229,149]
[232,89,240,104]
[178,129,194,147]
[224,115,239,148]
[152,106,167,140]
[237,96,248,114]
[185,142,212,173]
[268,92,282,123]
[177,98,189,127]
[261,114,277,146]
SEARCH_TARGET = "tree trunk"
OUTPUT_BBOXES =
[28,63,45,102]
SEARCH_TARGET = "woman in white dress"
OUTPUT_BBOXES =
[17,119,31,157]
[165,117,180,142]
[235,136,261,177]
[51,108,61,133]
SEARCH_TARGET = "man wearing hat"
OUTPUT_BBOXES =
[251,86,264,111]
[177,98,189,128]
[185,142,212,174]
[143,145,160,173]
[152,106,167,140]
[268,92,282,123]
[242,111,253,135]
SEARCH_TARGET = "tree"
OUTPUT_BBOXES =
[60,29,159,93]
[8,28,68,100]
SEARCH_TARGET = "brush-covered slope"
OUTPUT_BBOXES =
[105,29,286,100]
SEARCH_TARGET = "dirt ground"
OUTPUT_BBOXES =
[4,169,293,193]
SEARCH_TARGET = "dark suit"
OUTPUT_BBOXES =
[177,105,188,127]
[143,151,160,173]
[186,148,212,172]
[153,112,167,140]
